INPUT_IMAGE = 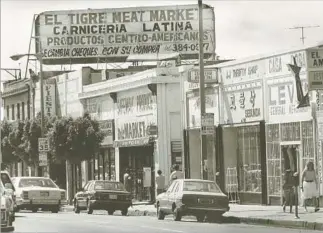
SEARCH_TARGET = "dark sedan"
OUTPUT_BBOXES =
[156,179,229,222]
[73,180,132,216]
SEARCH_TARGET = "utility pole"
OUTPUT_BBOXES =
[198,0,207,180]
[289,25,320,45]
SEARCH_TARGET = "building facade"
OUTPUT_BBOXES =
[182,42,323,205]
[78,66,183,201]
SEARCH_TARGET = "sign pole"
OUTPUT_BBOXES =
[198,0,207,180]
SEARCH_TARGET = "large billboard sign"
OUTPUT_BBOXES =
[35,4,216,65]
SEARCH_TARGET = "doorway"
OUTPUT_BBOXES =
[280,143,301,205]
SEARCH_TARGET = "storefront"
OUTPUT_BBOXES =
[114,86,157,201]
[80,93,116,184]
[265,49,317,205]
[217,59,267,205]
[78,67,183,202]
[183,81,219,181]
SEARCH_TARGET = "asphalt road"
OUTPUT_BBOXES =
[13,210,317,233]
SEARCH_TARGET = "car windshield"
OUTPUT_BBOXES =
[183,181,222,193]
[94,181,125,191]
[19,178,57,188]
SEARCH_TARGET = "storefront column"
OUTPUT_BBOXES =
[115,147,120,182]
[183,129,190,178]
[216,126,225,191]
[17,162,23,176]
[260,121,268,205]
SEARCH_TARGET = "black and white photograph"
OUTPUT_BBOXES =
[0,0,323,232]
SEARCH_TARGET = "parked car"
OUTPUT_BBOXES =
[73,180,132,216]
[1,171,17,212]
[1,180,15,232]
[11,176,67,213]
[155,179,230,222]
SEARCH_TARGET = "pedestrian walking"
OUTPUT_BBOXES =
[155,170,165,196]
[301,161,320,212]
[282,169,295,213]
[169,164,184,184]
[123,168,132,193]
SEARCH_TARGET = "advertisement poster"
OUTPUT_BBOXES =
[35,5,215,64]
[143,167,151,188]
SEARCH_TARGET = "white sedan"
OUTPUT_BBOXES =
[11,177,67,213]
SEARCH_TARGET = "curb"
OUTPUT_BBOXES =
[60,206,323,230]
[238,217,323,231]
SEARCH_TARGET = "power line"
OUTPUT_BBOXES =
[289,25,320,45]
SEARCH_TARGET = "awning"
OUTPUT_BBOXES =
[113,137,153,148]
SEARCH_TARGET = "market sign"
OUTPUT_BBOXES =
[35,5,215,65]
[187,68,218,83]
[307,49,323,90]
[307,49,323,69]
[308,71,323,90]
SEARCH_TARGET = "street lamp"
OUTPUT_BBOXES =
[10,53,45,138]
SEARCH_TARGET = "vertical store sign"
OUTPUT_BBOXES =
[44,79,56,117]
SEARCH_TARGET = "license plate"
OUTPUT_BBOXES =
[198,198,212,204]
[109,194,117,200]
[40,191,49,197]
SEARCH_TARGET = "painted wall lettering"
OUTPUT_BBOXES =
[117,121,147,140]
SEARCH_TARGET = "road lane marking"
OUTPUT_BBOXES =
[140,225,184,232]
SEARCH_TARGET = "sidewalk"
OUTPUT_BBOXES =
[61,204,323,230]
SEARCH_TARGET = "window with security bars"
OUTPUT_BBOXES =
[237,125,261,193]
[266,124,281,196]
[301,121,314,172]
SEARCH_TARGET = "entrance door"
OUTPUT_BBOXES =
[280,142,301,205]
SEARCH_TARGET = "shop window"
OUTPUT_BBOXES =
[6,106,9,119]
[266,124,281,196]
[103,149,116,181]
[22,102,25,120]
[171,141,183,171]
[17,103,20,120]
[11,104,15,120]
[237,126,261,193]
[301,121,314,171]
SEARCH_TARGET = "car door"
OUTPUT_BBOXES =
[165,181,179,213]
[77,182,91,207]
[159,182,175,212]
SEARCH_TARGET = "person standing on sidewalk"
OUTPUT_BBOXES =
[123,168,132,193]
[155,170,165,196]
[282,169,295,213]
[169,164,184,184]
[301,161,320,212]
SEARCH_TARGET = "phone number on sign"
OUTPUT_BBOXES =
[171,43,210,52]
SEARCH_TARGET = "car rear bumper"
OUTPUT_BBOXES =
[1,226,14,232]
[179,205,230,215]
[16,199,64,209]
[89,200,132,210]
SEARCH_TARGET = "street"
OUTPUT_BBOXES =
[14,211,317,233]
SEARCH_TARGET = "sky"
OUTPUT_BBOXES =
[1,0,323,83]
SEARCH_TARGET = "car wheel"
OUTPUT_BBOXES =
[51,205,60,213]
[74,201,80,214]
[196,214,205,222]
[31,208,38,213]
[157,205,165,220]
[121,208,128,216]
[173,207,182,221]
[87,201,93,215]
[107,210,114,215]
